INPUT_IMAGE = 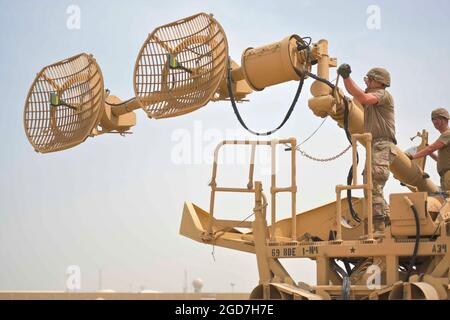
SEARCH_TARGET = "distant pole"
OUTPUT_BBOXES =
[230,283,235,293]
[183,269,188,293]
[98,269,102,291]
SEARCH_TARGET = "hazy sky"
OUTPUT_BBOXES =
[1,0,450,293]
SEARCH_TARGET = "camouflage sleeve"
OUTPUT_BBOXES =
[438,131,450,146]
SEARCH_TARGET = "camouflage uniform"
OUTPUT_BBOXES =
[364,140,396,222]
[362,68,397,228]
[432,108,450,191]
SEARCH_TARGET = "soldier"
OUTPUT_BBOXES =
[337,64,397,236]
[407,108,450,192]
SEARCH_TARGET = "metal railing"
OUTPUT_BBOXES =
[206,138,298,241]
[335,133,373,241]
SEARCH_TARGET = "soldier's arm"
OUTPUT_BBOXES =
[343,77,379,105]
[429,152,438,161]
[411,140,444,160]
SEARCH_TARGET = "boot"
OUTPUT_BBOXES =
[384,205,392,227]
[373,218,386,238]
[384,215,391,227]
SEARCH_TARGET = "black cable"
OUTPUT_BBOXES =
[343,97,361,223]
[104,96,136,107]
[343,259,353,276]
[306,71,362,223]
[230,34,362,221]
[304,71,336,89]
[295,64,362,223]
[405,203,421,281]
[329,233,355,277]
[331,259,351,300]
[343,97,351,143]
[345,166,361,223]
[226,39,310,136]
[227,60,305,135]
[300,36,312,46]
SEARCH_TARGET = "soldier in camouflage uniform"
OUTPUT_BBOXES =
[337,65,397,236]
[407,108,450,191]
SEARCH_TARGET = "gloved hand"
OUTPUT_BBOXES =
[405,152,414,160]
[337,64,352,79]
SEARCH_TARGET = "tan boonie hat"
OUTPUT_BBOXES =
[366,68,391,87]
[431,108,450,120]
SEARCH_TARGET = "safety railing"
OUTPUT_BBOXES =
[335,133,373,241]
[206,138,298,241]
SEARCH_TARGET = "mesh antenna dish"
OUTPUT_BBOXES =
[24,53,104,153]
[134,13,228,119]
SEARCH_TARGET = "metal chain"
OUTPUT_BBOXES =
[296,144,352,162]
